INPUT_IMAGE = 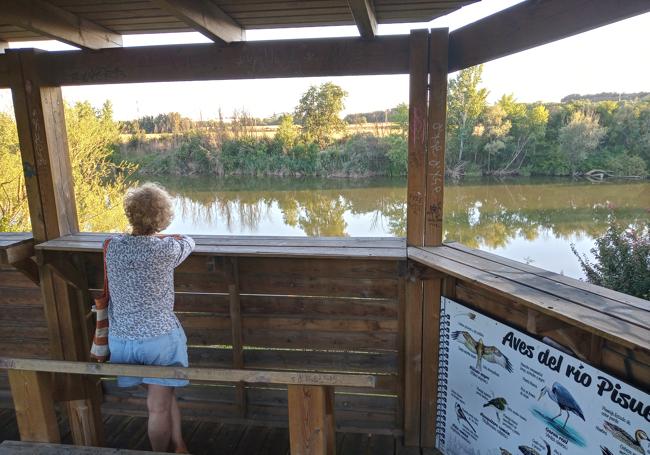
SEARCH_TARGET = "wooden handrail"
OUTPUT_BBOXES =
[0,357,376,388]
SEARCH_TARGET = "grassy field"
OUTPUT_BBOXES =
[118,122,402,143]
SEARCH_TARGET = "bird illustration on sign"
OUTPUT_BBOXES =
[451,331,514,373]
[484,397,508,422]
[603,421,649,454]
[518,441,550,455]
[531,382,587,447]
[455,402,476,434]
[538,382,585,429]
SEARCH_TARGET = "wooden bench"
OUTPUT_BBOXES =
[0,233,38,285]
[0,440,166,454]
[0,357,376,455]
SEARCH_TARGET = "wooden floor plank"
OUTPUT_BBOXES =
[0,410,18,442]
[259,428,289,455]
[396,442,422,455]
[256,426,290,455]
[56,413,71,444]
[179,419,200,449]
[232,425,270,454]
[339,432,369,455]
[368,434,396,455]
[116,417,148,450]
[0,408,404,454]
[104,415,133,447]
[186,421,224,454]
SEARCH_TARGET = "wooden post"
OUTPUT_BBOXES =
[288,385,335,455]
[8,370,60,443]
[421,28,449,449]
[0,42,7,54]
[424,28,448,248]
[403,28,429,447]
[227,257,247,418]
[7,48,104,446]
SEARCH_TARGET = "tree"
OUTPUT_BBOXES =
[572,218,649,300]
[497,97,549,174]
[0,113,29,232]
[275,114,299,150]
[477,104,511,172]
[391,103,409,137]
[294,82,347,147]
[0,102,137,232]
[559,109,606,175]
[447,65,488,167]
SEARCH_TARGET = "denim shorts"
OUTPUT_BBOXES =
[108,326,189,388]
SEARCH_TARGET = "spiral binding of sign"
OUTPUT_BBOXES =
[435,310,451,449]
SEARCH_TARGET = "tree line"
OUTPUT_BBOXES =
[118,69,649,179]
[445,66,649,178]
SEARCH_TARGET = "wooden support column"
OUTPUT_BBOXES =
[8,370,60,443]
[0,42,7,54]
[288,385,335,455]
[7,48,104,446]
[227,256,246,418]
[420,28,449,449]
[403,28,429,447]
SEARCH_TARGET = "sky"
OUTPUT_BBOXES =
[1,0,650,121]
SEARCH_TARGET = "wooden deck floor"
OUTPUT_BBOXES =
[0,409,433,455]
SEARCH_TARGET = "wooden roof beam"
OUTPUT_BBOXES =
[347,0,378,38]
[449,0,650,72]
[0,35,410,89]
[3,0,122,50]
[153,0,245,43]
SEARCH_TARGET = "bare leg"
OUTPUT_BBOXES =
[147,384,174,452]
[170,392,188,453]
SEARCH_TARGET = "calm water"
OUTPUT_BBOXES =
[159,176,650,279]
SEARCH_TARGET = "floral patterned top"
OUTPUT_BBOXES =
[106,234,195,339]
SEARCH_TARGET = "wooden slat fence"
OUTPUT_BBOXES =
[29,234,408,436]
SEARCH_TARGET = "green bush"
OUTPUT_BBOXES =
[173,134,212,174]
[572,218,650,300]
[317,147,348,175]
[605,152,648,177]
[287,143,319,174]
[384,134,408,176]
[343,133,390,175]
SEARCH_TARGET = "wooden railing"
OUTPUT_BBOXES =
[408,242,650,443]
[0,357,375,454]
[1,233,648,450]
[32,234,407,436]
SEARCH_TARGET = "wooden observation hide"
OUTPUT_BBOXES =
[0,1,649,453]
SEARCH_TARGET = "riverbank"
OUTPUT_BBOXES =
[114,132,408,178]
[114,131,650,180]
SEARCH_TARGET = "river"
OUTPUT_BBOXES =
[157,176,650,279]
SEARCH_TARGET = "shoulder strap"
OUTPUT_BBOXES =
[101,238,111,297]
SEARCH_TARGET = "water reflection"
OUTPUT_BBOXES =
[160,176,650,277]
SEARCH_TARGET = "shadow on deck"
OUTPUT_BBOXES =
[0,409,436,455]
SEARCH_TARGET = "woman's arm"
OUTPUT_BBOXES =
[161,235,196,267]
